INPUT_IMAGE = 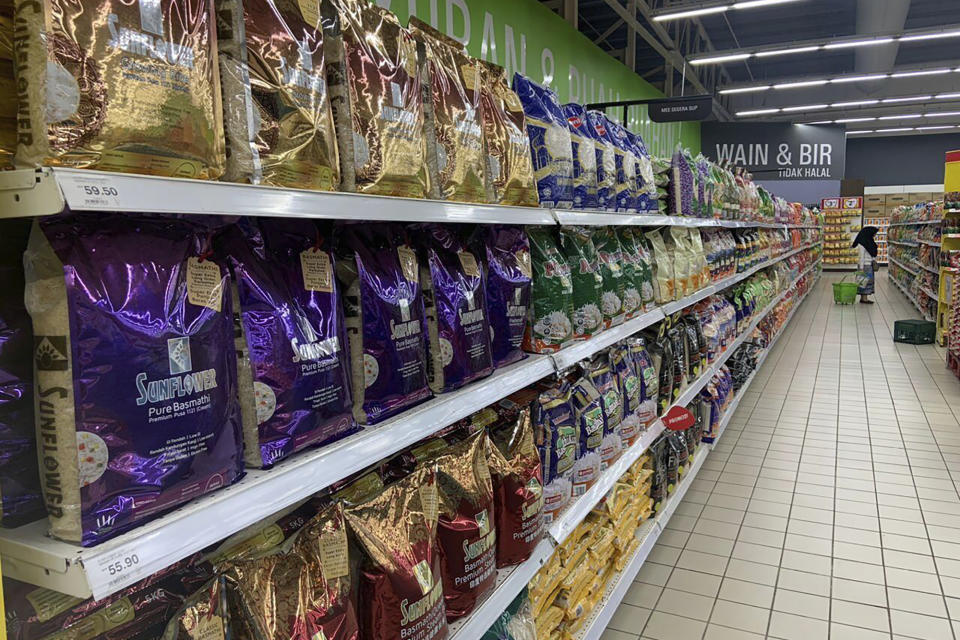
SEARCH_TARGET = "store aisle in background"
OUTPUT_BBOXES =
[602,272,960,640]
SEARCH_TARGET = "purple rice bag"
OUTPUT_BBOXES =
[334,224,431,424]
[476,226,531,369]
[23,213,244,546]
[221,218,356,468]
[416,223,494,392]
[0,219,45,528]
[533,382,576,484]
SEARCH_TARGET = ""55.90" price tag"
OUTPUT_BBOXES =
[88,548,147,598]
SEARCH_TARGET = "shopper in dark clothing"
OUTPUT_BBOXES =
[852,226,879,304]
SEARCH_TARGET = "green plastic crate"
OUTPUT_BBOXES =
[893,319,936,345]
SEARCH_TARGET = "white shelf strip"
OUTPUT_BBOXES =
[918,239,941,248]
[888,220,943,227]
[889,257,919,276]
[918,262,941,276]
[889,240,919,247]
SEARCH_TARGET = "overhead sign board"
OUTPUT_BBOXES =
[701,123,846,180]
[648,95,713,122]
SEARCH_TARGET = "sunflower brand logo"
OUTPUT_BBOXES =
[476,510,490,537]
[167,337,192,374]
[35,336,69,371]
[135,337,218,407]
[412,560,433,595]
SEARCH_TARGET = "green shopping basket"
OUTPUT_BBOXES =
[832,277,858,304]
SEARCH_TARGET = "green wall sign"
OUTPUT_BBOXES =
[375,0,701,156]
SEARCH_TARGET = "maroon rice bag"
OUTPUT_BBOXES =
[475,226,531,369]
[335,224,431,424]
[5,555,213,640]
[343,467,448,640]
[222,218,355,468]
[486,407,544,567]
[416,224,494,393]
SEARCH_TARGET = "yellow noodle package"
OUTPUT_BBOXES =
[216,0,339,189]
[14,0,225,177]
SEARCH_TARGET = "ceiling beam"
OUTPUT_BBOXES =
[563,0,578,29]
[594,18,624,45]
[625,0,637,71]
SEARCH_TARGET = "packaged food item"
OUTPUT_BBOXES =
[14,0,224,177]
[649,438,667,511]
[568,376,603,497]
[224,218,354,468]
[0,15,13,169]
[606,120,637,212]
[512,74,573,208]
[162,576,230,640]
[591,228,625,328]
[222,503,358,640]
[477,225,531,368]
[487,408,544,567]
[23,214,243,545]
[417,224,493,393]
[541,476,571,525]
[481,588,537,640]
[5,555,213,640]
[629,132,658,212]
[626,337,658,425]
[533,382,577,483]
[586,110,616,211]
[0,220,44,528]
[646,229,675,303]
[409,18,485,202]
[667,226,691,298]
[322,0,428,197]
[343,467,447,640]
[562,103,599,210]
[476,62,538,206]
[334,224,431,424]
[524,227,574,353]
[558,227,603,340]
[609,345,641,447]
[669,148,695,217]
[216,0,339,189]
[428,430,497,619]
[688,229,711,287]
[581,357,622,435]
[614,228,644,319]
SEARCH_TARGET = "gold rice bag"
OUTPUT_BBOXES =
[216,0,339,189]
[0,14,13,168]
[477,60,538,206]
[409,18,484,203]
[322,0,427,197]
[14,0,225,177]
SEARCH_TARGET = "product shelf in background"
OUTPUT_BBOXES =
[888,220,943,227]
[919,239,941,247]
[918,262,941,276]
[890,257,920,276]
[0,167,822,230]
[889,240,919,247]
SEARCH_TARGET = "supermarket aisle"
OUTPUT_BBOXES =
[603,272,960,640]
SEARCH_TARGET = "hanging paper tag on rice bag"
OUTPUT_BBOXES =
[223,218,355,469]
[524,227,573,353]
[23,213,243,546]
[14,0,225,178]
[343,466,447,640]
[334,224,431,424]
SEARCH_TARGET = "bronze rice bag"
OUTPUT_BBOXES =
[477,61,538,207]
[216,0,339,189]
[321,0,428,198]
[408,18,484,203]
[222,503,360,640]
[13,0,225,178]
[162,577,231,640]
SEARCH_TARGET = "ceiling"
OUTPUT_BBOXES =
[550,0,960,135]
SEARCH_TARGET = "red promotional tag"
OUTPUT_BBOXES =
[664,406,695,431]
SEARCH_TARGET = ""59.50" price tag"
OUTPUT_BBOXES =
[61,175,123,210]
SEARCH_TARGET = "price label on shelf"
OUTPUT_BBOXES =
[87,547,150,597]
[59,174,124,209]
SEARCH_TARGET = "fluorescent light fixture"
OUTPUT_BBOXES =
[736,108,781,116]
[806,120,833,124]
[899,30,960,42]
[846,130,874,134]
[773,79,829,89]
[781,104,828,112]
[835,117,877,123]
[916,125,955,130]
[653,6,728,21]
[824,37,894,50]
[882,95,932,103]
[890,69,951,78]
[925,111,960,117]
[830,74,888,84]
[690,52,751,65]
[936,93,960,99]
[874,127,914,132]
[719,85,771,94]
[878,114,921,120]
[831,100,879,108]
[733,0,801,8]
[755,46,820,58]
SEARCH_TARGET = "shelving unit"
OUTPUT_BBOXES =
[821,196,861,270]
[864,215,890,265]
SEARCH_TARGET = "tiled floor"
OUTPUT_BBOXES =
[602,272,960,640]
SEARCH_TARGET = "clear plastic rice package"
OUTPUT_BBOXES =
[561,103,599,210]
[334,223,431,424]
[216,0,339,189]
[477,61,538,206]
[223,218,355,469]
[322,0,428,197]
[409,18,485,203]
[416,224,493,393]
[24,213,243,545]
[477,225,531,368]
[512,74,573,208]
[590,228,625,327]
[14,0,225,178]
[524,227,574,353]
[687,228,711,288]
[645,229,675,303]
[666,226,691,298]
[480,588,537,640]
[0,219,44,528]
[558,227,603,341]
[586,110,617,211]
